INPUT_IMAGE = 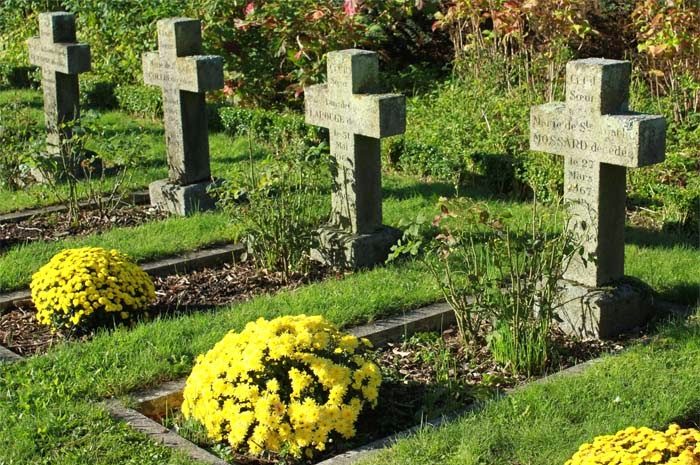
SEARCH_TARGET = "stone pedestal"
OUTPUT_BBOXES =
[554,279,654,339]
[149,179,217,216]
[311,225,402,270]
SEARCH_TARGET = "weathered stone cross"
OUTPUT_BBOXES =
[143,18,223,215]
[27,12,90,156]
[305,49,406,268]
[530,59,666,288]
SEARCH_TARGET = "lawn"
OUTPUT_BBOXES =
[0,88,256,214]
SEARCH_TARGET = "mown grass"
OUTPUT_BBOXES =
[0,212,238,292]
[0,88,255,213]
[0,88,698,465]
[360,314,700,465]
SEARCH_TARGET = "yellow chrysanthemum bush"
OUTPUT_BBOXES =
[182,314,382,459]
[566,425,700,465]
[30,247,156,331]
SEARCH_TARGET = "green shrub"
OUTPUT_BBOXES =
[218,106,323,143]
[390,198,582,376]
[214,134,329,281]
[0,1,446,106]
[517,153,564,203]
[114,84,162,119]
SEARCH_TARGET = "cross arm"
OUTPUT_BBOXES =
[142,53,224,93]
[27,37,90,74]
[304,84,406,139]
[530,103,666,168]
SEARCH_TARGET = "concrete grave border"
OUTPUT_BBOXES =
[0,190,150,225]
[103,303,611,465]
[0,243,245,311]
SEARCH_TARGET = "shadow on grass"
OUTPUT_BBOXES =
[655,283,700,307]
[626,225,699,250]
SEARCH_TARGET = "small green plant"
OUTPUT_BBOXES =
[391,198,583,376]
[31,113,139,225]
[215,133,328,281]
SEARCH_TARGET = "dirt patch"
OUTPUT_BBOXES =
[0,205,168,253]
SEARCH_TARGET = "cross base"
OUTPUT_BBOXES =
[30,150,103,183]
[310,225,402,270]
[553,278,655,339]
[149,179,218,216]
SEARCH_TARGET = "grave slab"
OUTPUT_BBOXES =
[27,12,92,181]
[143,18,224,215]
[530,58,666,338]
[305,49,406,269]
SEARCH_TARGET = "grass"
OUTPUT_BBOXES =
[0,84,698,465]
[0,212,238,292]
[0,88,256,214]
[359,314,700,465]
[1,174,697,307]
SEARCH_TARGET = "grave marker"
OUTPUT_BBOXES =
[27,12,90,161]
[530,58,666,337]
[305,49,406,268]
[143,18,224,215]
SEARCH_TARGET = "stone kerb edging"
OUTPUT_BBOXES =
[0,190,150,225]
[0,243,245,312]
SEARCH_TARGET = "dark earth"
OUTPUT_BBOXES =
[0,204,168,253]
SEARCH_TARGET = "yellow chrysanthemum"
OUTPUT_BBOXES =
[182,315,381,459]
[30,247,155,331]
[566,425,700,465]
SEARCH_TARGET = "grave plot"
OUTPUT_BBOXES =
[106,306,631,465]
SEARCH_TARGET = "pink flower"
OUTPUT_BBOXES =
[343,0,359,16]
[244,2,255,16]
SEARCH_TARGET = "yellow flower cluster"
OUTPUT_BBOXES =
[30,247,155,330]
[566,425,700,465]
[182,314,382,459]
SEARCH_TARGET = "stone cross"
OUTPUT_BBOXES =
[143,18,224,215]
[530,59,666,288]
[27,12,90,156]
[305,49,406,268]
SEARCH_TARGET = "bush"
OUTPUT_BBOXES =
[214,135,329,281]
[182,314,381,459]
[565,424,700,465]
[30,247,155,331]
[392,61,535,196]
[218,106,321,142]
[390,198,582,376]
[81,76,117,110]
[0,1,446,106]
[114,84,163,119]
